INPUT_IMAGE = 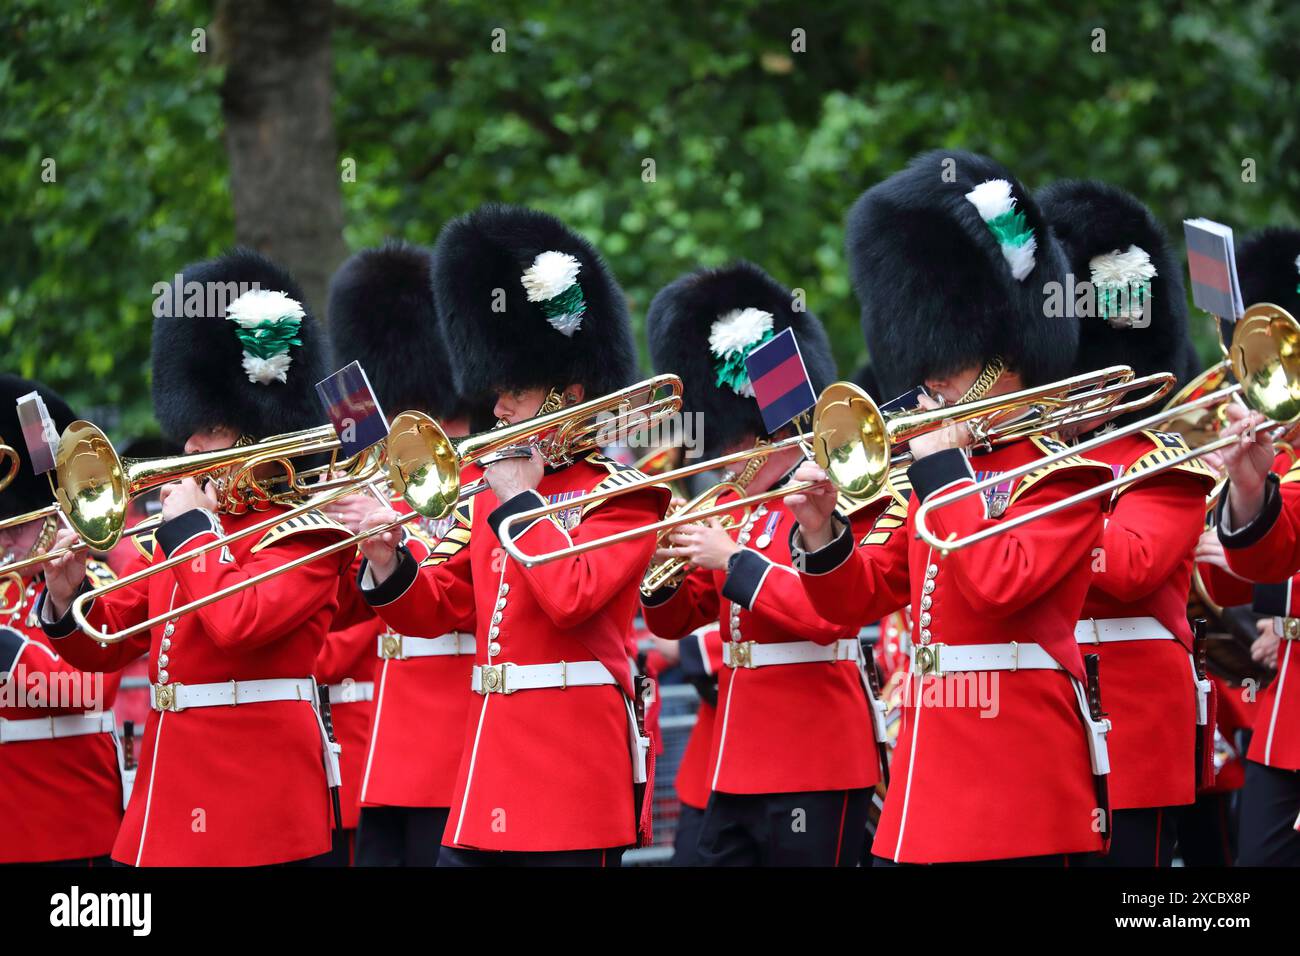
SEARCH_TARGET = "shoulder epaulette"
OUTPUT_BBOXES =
[580,452,667,516]
[1117,430,1217,494]
[251,509,351,554]
[840,465,912,517]
[1008,436,1113,506]
[85,558,117,587]
[1282,456,1300,486]
[859,496,909,548]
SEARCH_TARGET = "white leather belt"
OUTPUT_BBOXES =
[471,661,616,695]
[150,677,315,713]
[0,711,115,744]
[327,681,375,704]
[1075,616,1174,644]
[723,638,860,669]
[378,631,475,660]
[911,641,1062,677]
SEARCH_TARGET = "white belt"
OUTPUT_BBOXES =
[150,677,316,713]
[0,711,115,744]
[471,661,616,695]
[378,631,475,660]
[327,681,375,704]
[1074,616,1174,644]
[723,638,860,669]
[911,641,1062,677]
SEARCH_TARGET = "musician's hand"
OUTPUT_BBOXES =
[1193,528,1248,580]
[484,448,545,502]
[322,491,383,534]
[43,529,89,618]
[1221,404,1274,528]
[667,518,739,572]
[358,508,402,582]
[908,393,972,460]
[1253,618,1281,669]
[160,477,219,520]
[785,461,838,550]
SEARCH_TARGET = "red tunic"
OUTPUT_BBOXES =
[42,506,353,866]
[642,492,883,795]
[314,611,380,831]
[1078,431,1217,809]
[673,627,722,810]
[363,454,669,852]
[0,568,124,863]
[359,505,476,810]
[798,438,1112,863]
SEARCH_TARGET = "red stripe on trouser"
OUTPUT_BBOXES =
[834,792,848,867]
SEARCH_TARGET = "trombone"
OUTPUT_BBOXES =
[0,437,19,494]
[914,302,1300,556]
[66,376,683,644]
[498,365,1175,568]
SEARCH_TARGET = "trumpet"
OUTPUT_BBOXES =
[0,422,344,576]
[915,302,1300,555]
[65,376,683,644]
[0,437,19,494]
[498,365,1174,567]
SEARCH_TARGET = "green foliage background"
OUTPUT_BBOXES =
[3,0,1298,440]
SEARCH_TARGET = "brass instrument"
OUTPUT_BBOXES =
[0,571,22,616]
[498,365,1172,567]
[65,377,683,645]
[915,302,1300,555]
[0,423,344,576]
[0,437,19,494]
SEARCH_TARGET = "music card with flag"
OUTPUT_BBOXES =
[315,361,388,457]
[744,327,817,434]
[15,390,60,475]
[1183,218,1245,321]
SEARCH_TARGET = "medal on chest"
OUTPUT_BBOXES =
[753,510,781,550]
[973,470,1016,519]
[547,490,584,531]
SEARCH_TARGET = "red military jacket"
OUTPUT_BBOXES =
[1,567,124,863]
[359,501,476,810]
[1217,454,1300,770]
[642,488,883,796]
[1079,430,1217,810]
[41,505,353,866]
[314,609,379,832]
[673,626,723,810]
[362,453,669,852]
[797,437,1112,864]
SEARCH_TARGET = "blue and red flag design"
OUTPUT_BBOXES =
[1183,219,1242,320]
[15,390,59,475]
[315,361,388,458]
[743,327,817,434]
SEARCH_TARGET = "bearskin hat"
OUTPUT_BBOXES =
[432,204,637,400]
[0,374,76,519]
[1037,180,1200,409]
[846,149,1074,398]
[327,241,475,421]
[151,248,329,445]
[647,261,837,459]
[1236,227,1300,318]
[850,361,883,402]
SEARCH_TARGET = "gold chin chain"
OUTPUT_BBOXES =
[956,357,1006,405]
[32,512,59,557]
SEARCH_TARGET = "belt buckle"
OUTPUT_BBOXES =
[1284,618,1300,642]
[154,682,184,713]
[729,641,755,669]
[1088,619,1102,644]
[479,663,512,695]
[381,632,403,660]
[914,643,943,678]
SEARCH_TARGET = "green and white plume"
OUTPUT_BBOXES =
[521,250,587,336]
[225,289,305,385]
[965,179,1037,281]
[1294,252,1300,295]
[1090,244,1157,327]
[709,307,774,396]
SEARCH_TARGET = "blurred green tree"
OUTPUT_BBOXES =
[2,0,1297,438]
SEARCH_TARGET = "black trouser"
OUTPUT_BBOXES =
[873,853,1086,867]
[437,845,625,867]
[297,827,354,867]
[697,788,870,867]
[672,803,707,866]
[1,855,113,867]
[1078,806,1178,867]
[1173,792,1238,866]
[355,806,450,867]
[1237,760,1300,866]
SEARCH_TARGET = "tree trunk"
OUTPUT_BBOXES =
[215,0,347,319]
